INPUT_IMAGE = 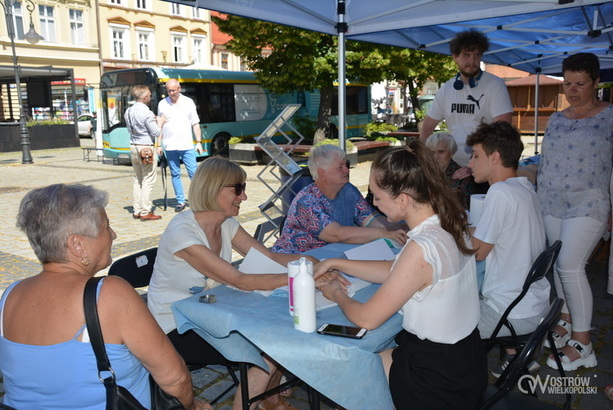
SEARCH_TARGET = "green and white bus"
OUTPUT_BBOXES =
[99,67,371,160]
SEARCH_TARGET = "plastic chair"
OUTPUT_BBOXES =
[480,298,567,410]
[108,248,240,404]
[108,247,158,289]
[485,240,562,353]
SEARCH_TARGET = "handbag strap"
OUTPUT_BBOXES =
[83,276,116,383]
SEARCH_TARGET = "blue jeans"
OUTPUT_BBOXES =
[165,149,197,204]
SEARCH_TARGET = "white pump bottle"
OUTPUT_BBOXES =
[292,257,316,333]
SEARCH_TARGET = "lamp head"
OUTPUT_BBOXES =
[24,21,44,44]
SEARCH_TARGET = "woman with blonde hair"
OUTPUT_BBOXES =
[148,157,322,410]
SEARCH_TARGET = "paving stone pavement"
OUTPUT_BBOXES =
[0,138,612,409]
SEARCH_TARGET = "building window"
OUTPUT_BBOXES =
[136,0,147,9]
[192,36,205,64]
[137,29,154,61]
[221,52,229,70]
[11,1,24,40]
[171,3,181,16]
[109,0,122,5]
[171,33,186,63]
[192,7,201,19]
[38,5,56,42]
[69,9,84,45]
[111,26,130,59]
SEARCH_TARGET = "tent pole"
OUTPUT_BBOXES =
[534,70,540,155]
[337,0,347,151]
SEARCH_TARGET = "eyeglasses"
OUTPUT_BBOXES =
[226,183,246,196]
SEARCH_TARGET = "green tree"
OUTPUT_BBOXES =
[213,15,455,141]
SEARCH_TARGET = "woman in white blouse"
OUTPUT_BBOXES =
[316,142,486,409]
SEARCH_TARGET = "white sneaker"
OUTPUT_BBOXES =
[546,339,597,371]
[491,354,541,378]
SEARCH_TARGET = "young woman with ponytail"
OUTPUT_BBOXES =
[315,140,486,409]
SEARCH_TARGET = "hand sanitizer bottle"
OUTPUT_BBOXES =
[293,257,316,333]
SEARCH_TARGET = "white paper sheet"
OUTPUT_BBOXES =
[344,238,396,261]
[238,247,287,274]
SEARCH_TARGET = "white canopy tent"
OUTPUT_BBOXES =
[165,0,613,147]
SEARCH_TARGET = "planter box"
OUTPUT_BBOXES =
[0,123,79,152]
[230,143,268,165]
[347,147,358,166]
[230,142,377,166]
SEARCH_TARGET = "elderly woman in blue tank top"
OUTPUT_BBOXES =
[0,183,209,410]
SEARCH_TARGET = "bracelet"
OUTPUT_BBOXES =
[196,141,202,143]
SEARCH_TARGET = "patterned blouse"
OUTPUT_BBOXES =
[272,182,376,254]
[537,104,613,223]
[445,159,474,210]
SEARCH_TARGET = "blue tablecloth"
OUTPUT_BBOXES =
[172,242,402,409]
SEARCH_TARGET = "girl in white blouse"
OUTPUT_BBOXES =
[316,141,486,409]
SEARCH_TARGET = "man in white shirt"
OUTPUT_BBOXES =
[157,79,203,212]
[420,29,513,167]
[467,121,550,376]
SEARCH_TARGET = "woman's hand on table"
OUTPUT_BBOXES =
[314,259,338,279]
[383,228,408,246]
[303,254,320,264]
[318,279,347,302]
[315,270,349,289]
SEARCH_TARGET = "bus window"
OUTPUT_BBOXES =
[204,84,235,123]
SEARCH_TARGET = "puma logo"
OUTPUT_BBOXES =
[467,94,484,110]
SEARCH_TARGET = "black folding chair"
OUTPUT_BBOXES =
[485,240,562,354]
[480,298,570,410]
[254,216,286,244]
[108,248,239,404]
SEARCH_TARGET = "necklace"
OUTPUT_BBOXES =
[569,100,596,119]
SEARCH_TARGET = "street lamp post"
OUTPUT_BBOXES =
[1,0,43,164]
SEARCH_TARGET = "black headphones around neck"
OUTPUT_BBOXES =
[453,70,484,90]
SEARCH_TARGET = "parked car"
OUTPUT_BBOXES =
[77,113,95,138]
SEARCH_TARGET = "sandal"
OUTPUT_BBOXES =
[546,339,597,371]
[258,397,298,410]
[606,385,613,402]
[544,319,571,349]
[279,387,293,398]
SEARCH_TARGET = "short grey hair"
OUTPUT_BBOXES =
[425,132,458,155]
[308,144,347,182]
[16,184,109,264]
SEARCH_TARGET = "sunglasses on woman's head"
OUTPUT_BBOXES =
[226,183,246,196]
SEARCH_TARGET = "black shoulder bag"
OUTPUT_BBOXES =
[84,277,185,410]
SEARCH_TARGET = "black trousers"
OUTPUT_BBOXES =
[389,327,487,410]
[167,329,232,366]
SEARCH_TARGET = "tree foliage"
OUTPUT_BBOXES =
[213,14,456,139]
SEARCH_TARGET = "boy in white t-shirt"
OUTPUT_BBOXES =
[467,121,550,376]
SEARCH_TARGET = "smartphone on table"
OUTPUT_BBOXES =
[317,323,367,339]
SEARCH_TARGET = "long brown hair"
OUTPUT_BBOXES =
[371,140,473,255]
